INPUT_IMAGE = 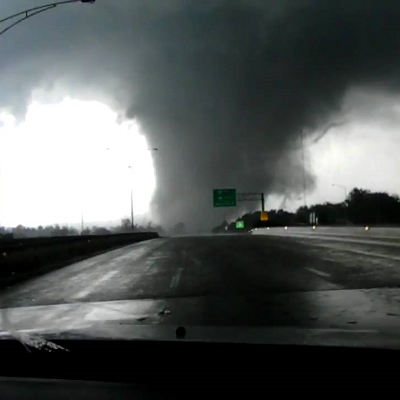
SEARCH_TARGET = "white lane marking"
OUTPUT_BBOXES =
[67,239,164,271]
[145,252,171,265]
[72,270,119,300]
[192,257,201,266]
[72,242,171,299]
[187,255,201,266]
[305,267,331,278]
[170,268,183,289]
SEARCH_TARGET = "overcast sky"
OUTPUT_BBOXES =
[1,1,400,230]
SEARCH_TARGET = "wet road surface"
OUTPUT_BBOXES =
[1,230,400,308]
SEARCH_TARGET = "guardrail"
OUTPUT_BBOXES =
[251,226,400,240]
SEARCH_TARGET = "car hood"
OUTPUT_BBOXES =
[1,287,400,348]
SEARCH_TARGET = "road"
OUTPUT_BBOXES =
[1,228,400,310]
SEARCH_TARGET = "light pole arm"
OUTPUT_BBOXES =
[0,0,94,38]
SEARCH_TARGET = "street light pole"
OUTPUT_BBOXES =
[0,0,95,38]
[300,129,307,207]
[127,148,158,231]
[128,166,134,230]
[130,187,134,230]
[107,146,158,231]
[81,212,84,234]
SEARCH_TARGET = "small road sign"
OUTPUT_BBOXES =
[260,211,269,221]
[236,220,245,229]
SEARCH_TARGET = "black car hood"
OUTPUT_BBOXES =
[1,288,400,348]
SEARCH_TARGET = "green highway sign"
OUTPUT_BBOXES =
[213,188,237,207]
[236,220,245,229]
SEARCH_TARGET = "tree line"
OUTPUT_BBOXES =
[0,218,164,239]
[212,187,400,232]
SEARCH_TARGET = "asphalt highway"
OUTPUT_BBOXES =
[1,228,400,309]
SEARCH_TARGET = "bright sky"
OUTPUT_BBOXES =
[1,93,399,227]
[268,112,400,212]
[0,98,156,228]
[307,122,400,204]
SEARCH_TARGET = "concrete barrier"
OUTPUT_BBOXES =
[252,226,400,237]
[0,232,159,288]
[251,226,400,244]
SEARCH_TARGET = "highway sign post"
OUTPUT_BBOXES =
[213,188,237,207]
[237,192,265,212]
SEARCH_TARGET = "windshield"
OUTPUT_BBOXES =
[1,0,400,344]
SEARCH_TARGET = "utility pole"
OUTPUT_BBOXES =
[128,166,135,230]
[130,189,134,230]
[261,193,265,212]
[300,129,307,207]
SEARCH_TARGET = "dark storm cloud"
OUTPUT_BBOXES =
[2,0,400,229]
